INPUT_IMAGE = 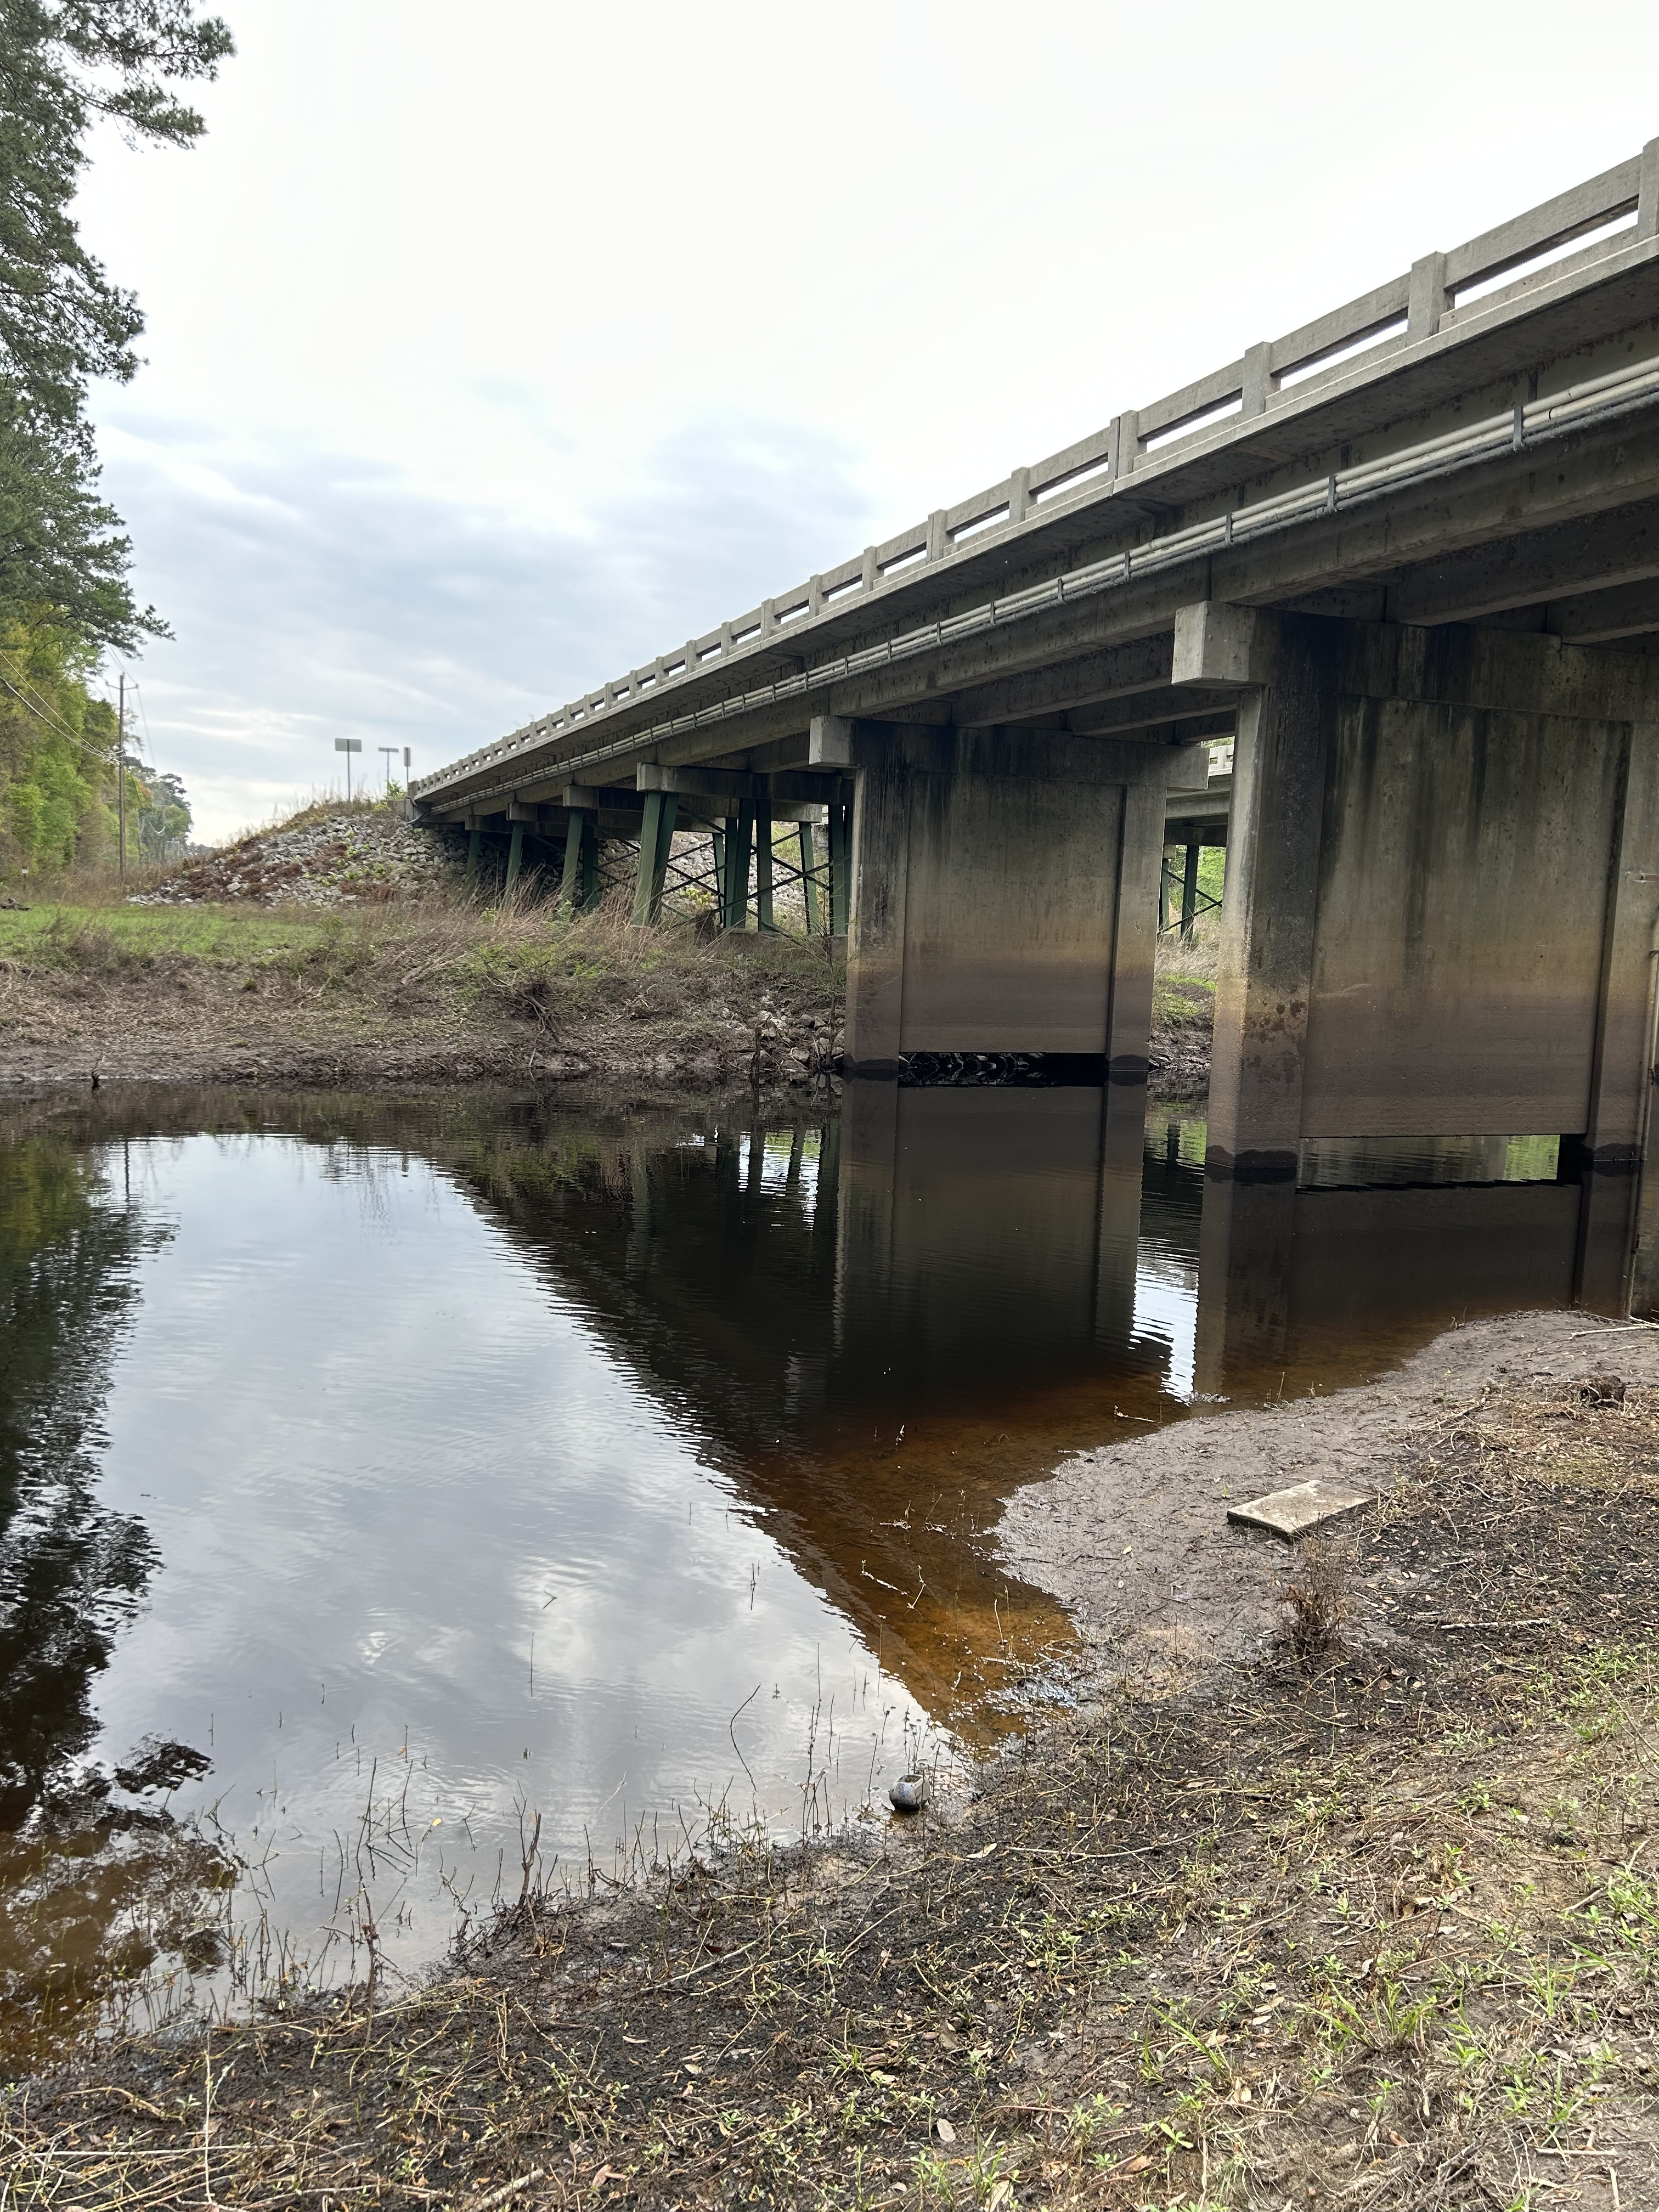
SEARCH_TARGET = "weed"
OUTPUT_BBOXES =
[1278,1532,1352,1661]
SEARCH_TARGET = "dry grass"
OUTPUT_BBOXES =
[1279,1535,1355,1665]
[1154,913,1223,987]
[7,1371,1657,2208]
[0,894,845,1088]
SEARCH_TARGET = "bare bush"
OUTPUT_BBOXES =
[1279,1532,1352,1662]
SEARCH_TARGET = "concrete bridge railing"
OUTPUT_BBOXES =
[415,142,1658,806]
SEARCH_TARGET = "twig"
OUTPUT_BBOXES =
[1418,1618,1551,1630]
[468,2171,546,2211]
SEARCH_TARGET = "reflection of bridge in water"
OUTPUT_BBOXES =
[435,1082,1605,1731]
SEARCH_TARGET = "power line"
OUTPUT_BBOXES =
[0,668,117,766]
[127,677,155,760]
[0,648,109,754]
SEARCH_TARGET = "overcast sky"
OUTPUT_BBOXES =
[76,1,1659,841]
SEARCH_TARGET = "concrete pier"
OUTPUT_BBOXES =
[1188,607,1659,1341]
[836,719,1191,1075]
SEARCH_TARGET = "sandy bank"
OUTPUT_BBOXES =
[998,1307,1659,1673]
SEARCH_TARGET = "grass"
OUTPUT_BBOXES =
[7,1362,1658,2206]
[0,893,846,1086]
[1150,919,1219,1095]
[0,900,341,964]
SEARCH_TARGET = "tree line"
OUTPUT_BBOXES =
[0,1,230,874]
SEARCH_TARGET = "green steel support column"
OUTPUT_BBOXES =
[632,791,665,924]
[754,785,774,930]
[650,791,678,920]
[710,827,726,919]
[503,821,524,898]
[1180,840,1201,941]
[719,816,739,926]
[828,798,850,938]
[557,812,588,918]
[580,815,600,910]
[733,796,755,927]
[1159,850,1171,932]
[798,821,820,934]
[464,825,481,890]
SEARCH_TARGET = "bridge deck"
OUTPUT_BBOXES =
[416,142,1659,822]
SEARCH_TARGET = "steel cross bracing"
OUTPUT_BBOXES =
[417,143,1659,814]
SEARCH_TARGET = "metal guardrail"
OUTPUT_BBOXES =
[418,144,1659,805]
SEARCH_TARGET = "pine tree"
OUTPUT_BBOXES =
[0,1,233,646]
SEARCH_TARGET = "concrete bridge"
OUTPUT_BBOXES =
[416,143,1659,1311]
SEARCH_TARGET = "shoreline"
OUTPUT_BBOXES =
[8,1306,1658,2206]
[0,888,1214,1094]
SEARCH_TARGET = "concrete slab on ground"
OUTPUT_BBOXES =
[1227,1479,1373,1541]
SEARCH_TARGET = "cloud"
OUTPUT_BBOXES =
[97,408,875,840]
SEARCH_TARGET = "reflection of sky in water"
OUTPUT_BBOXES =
[5,1091,1595,2033]
[1130,1245,1199,1401]
[90,1135,930,1969]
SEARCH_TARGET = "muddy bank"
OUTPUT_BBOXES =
[0,1025,828,1090]
[998,1307,1659,1674]
[10,1307,1659,2207]
[1148,976,1214,1098]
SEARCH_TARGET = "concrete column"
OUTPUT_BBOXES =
[464,825,481,890]
[1106,769,1168,1088]
[1576,721,1659,1307]
[1191,612,1338,1380]
[843,733,912,1073]
[1204,613,1339,1177]
[503,820,524,898]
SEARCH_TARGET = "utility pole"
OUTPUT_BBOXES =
[117,672,126,882]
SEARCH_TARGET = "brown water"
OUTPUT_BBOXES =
[0,1081,1584,2063]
